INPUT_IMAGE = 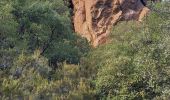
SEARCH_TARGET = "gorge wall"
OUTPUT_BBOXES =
[72,0,150,47]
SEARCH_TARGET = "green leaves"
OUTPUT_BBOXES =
[83,3,170,99]
[0,1,92,98]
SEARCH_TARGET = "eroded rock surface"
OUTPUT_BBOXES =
[72,0,150,47]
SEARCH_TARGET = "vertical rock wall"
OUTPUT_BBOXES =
[72,0,150,47]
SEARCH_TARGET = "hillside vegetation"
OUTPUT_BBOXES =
[0,0,170,99]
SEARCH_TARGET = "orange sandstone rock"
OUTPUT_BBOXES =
[72,0,149,47]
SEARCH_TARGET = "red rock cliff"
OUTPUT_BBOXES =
[72,0,150,47]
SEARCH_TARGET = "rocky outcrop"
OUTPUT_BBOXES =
[72,0,150,47]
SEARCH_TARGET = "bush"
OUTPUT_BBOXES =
[83,9,170,99]
[0,50,95,99]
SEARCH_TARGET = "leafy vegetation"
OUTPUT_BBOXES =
[0,0,170,100]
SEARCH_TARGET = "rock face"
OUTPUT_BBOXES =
[72,0,150,47]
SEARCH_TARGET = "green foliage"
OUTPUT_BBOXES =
[0,0,90,66]
[0,50,95,99]
[0,0,91,99]
[84,6,170,99]
[12,0,89,64]
[0,1,170,100]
